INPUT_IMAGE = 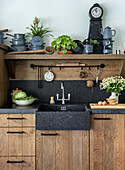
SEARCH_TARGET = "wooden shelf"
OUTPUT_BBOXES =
[4,54,125,60]
[0,43,9,51]
[4,53,125,80]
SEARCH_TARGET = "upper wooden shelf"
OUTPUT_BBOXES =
[0,43,9,51]
[4,54,125,60]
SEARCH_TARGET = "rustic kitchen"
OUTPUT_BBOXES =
[0,0,125,170]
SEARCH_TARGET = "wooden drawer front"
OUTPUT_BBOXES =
[0,114,35,127]
[8,128,35,156]
[0,157,35,170]
[8,114,23,127]
[23,114,35,127]
[0,114,8,127]
[0,128,8,156]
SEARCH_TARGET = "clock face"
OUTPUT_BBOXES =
[91,7,102,18]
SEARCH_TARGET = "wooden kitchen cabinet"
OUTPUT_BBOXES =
[90,114,125,170]
[0,157,35,170]
[0,113,35,170]
[36,130,89,170]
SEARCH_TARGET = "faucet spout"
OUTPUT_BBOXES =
[56,82,71,104]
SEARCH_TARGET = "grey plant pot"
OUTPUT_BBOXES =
[83,44,93,54]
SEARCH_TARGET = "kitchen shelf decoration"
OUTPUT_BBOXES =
[30,63,105,88]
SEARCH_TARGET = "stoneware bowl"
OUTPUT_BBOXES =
[14,100,35,106]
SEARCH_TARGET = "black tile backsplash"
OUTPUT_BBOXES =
[9,80,125,103]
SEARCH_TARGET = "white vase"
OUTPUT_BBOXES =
[109,92,119,103]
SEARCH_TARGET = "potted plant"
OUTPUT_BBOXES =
[51,35,77,54]
[100,76,125,102]
[25,17,53,49]
[83,39,99,54]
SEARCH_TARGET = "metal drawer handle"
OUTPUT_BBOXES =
[7,131,25,134]
[7,117,24,120]
[41,133,59,136]
[94,117,111,120]
[7,160,24,163]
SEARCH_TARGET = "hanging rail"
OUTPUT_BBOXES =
[30,63,105,70]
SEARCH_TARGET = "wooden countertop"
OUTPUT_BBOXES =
[90,103,125,109]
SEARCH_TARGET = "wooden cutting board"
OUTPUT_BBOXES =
[90,103,125,109]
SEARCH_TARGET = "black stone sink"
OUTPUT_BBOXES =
[36,103,90,130]
[38,103,87,112]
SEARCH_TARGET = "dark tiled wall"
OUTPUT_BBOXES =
[9,80,125,103]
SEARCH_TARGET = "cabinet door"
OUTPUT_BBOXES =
[68,130,89,170]
[90,114,125,170]
[0,157,35,170]
[0,128,8,156]
[36,130,89,170]
[36,130,56,170]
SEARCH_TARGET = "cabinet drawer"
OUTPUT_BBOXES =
[23,114,35,127]
[8,114,35,127]
[8,114,23,127]
[0,128,35,156]
[0,157,35,170]
[0,114,8,127]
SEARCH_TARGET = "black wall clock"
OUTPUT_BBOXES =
[88,3,103,53]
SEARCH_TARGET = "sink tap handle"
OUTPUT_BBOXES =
[68,93,70,100]
[56,93,59,100]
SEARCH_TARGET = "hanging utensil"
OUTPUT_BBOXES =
[38,66,40,88]
[44,67,54,82]
[40,67,42,88]
[96,67,100,84]
[87,67,95,79]
[0,29,8,33]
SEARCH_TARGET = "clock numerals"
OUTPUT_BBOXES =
[91,7,102,18]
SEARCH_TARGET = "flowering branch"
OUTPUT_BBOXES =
[100,76,125,94]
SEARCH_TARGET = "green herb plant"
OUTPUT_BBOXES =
[51,35,77,54]
[83,39,99,45]
[25,17,53,38]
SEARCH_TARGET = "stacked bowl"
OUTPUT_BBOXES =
[0,33,7,44]
[6,33,27,52]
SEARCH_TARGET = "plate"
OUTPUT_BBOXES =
[14,100,35,106]
[44,71,54,82]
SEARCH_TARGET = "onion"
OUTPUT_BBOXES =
[103,101,107,105]
[98,101,103,105]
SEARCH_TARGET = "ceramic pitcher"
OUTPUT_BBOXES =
[102,26,116,39]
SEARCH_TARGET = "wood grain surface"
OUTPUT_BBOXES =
[90,114,125,170]
[4,54,125,60]
[36,130,89,170]
[9,59,122,80]
[90,103,125,109]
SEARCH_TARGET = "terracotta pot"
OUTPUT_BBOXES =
[58,50,73,54]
